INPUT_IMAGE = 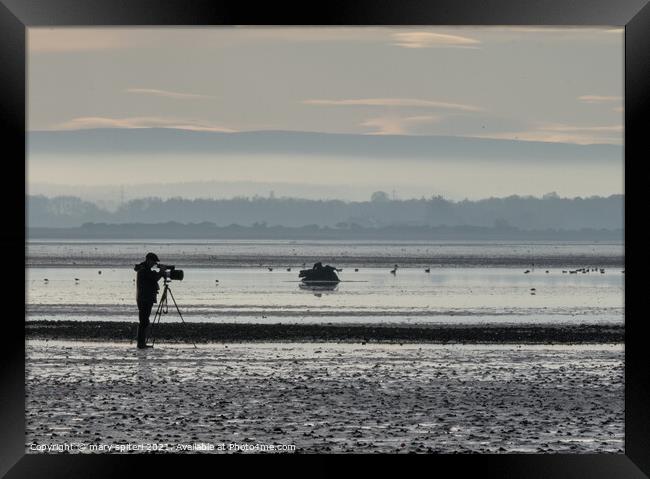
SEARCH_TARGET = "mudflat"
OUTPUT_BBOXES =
[26,340,623,453]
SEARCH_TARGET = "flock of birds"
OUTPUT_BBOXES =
[523,267,623,275]
[40,264,624,284]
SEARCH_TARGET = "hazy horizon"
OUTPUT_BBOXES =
[29,179,622,207]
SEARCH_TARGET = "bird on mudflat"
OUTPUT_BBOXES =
[425,268,430,273]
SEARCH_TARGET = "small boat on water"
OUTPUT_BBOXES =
[299,262,340,283]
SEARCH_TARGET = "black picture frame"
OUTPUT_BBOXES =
[2,0,648,476]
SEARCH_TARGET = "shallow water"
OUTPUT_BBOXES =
[26,239,624,268]
[26,266,624,325]
[26,240,624,325]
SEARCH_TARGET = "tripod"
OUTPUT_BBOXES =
[146,279,197,348]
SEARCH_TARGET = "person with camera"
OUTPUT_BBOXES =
[134,252,164,349]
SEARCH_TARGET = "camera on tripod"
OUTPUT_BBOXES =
[157,263,184,281]
[146,263,194,349]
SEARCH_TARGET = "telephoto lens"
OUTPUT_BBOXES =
[169,269,184,281]
[159,264,184,281]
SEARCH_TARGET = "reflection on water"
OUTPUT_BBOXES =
[298,282,340,296]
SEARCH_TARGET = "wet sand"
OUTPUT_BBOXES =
[26,320,623,344]
[26,340,623,454]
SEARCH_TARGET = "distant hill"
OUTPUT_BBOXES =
[27,194,624,230]
[29,128,621,163]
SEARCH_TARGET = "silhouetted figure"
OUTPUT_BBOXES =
[134,252,164,349]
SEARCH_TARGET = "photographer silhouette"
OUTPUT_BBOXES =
[134,252,164,349]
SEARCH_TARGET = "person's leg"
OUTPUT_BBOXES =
[137,300,154,348]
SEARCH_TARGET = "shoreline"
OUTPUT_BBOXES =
[26,320,624,344]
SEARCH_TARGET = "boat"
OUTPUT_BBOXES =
[298,262,340,283]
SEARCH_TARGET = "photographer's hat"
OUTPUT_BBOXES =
[145,252,160,262]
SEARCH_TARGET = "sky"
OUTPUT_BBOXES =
[27,27,624,202]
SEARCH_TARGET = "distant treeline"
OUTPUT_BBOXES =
[27,193,624,231]
[29,222,624,241]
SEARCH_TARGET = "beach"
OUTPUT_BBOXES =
[26,339,623,453]
[25,239,625,454]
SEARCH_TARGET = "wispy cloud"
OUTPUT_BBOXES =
[578,95,623,104]
[470,123,622,145]
[52,116,237,132]
[391,32,480,49]
[303,98,482,112]
[360,115,441,135]
[540,124,622,133]
[126,88,215,100]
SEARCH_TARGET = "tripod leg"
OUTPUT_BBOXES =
[147,288,167,347]
[166,287,197,349]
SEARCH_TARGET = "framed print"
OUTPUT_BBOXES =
[2,0,649,476]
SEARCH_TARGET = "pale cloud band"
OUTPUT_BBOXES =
[303,98,482,112]
[391,32,481,49]
[578,95,623,104]
[53,116,237,133]
[360,116,441,135]
[540,124,623,133]
[472,123,622,145]
[126,88,215,100]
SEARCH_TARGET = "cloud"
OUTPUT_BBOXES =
[126,88,215,100]
[52,116,237,132]
[470,123,622,145]
[539,124,622,133]
[578,95,623,104]
[303,98,481,112]
[391,32,480,48]
[360,115,441,135]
